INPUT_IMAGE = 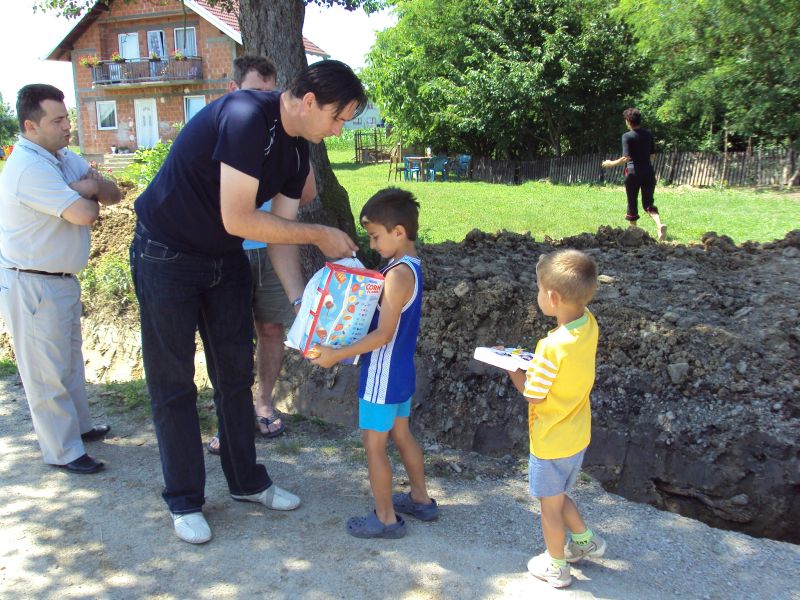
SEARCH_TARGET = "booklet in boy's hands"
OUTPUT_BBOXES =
[473,346,535,371]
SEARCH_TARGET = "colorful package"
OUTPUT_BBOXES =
[285,258,384,363]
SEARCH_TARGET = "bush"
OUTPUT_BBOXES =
[128,139,173,186]
[80,254,135,306]
[324,128,358,152]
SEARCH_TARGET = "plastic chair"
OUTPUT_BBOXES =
[405,157,422,181]
[426,155,449,182]
[454,154,471,180]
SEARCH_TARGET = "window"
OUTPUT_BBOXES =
[118,32,140,59]
[96,101,117,130]
[367,117,376,125]
[352,118,362,125]
[184,95,205,122]
[174,27,197,56]
[147,30,166,58]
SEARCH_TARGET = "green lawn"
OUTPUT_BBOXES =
[328,148,800,245]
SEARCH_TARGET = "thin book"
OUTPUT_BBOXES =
[473,346,535,371]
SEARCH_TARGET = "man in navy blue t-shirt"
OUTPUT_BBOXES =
[131,60,366,544]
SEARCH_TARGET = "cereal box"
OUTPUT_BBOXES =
[285,259,384,363]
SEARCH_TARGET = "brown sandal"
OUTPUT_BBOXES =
[256,413,286,439]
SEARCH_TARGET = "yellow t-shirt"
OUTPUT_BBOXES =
[524,309,598,459]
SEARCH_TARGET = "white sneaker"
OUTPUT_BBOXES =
[171,512,212,544]
[527,553,572,588]
[231,484,301,511]
[565,534,607,563]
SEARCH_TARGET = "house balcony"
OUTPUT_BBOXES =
[90,57,203,86]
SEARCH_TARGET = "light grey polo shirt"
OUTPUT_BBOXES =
[0,136,91,274]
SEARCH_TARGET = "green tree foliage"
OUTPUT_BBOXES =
[616,0,800,150]
[0,95,18,147]
[363,0,646,158]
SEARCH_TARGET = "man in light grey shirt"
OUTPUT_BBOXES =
[0,84,121,474]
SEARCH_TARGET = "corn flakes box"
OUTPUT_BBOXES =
[285,259,384,364]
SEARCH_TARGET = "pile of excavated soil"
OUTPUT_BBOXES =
[283,226,800,544]
[61,192,800,543]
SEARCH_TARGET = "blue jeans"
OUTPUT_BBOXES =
[130,222,271,514]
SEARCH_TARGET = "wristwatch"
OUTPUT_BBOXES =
[291,297,303,307]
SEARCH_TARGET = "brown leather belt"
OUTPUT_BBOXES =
[9,268,73,277]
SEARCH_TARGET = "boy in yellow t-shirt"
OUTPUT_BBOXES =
[507,249,605,589]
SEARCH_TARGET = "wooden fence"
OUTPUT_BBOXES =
[354,129,390,164]
[471,148,793,187]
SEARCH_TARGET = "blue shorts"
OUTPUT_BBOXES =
[528,448,586,498]
[359,398,411,432]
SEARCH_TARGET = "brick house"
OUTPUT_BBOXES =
[47,0,329,161]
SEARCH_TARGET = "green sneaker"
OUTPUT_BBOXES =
[527,553,572,588]
[564,534,607,563]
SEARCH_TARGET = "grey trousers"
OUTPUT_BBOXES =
[0,269,91,464]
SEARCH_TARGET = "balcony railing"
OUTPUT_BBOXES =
[90,57,203,85]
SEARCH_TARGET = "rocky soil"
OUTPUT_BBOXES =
[283,225,800,544]
[19,193,799,544]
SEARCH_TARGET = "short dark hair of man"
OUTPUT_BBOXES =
[360,188,420,241]
[17,84,64,132]
[623,107,642,127]
[232,55,277,88]
[288,59,367,119]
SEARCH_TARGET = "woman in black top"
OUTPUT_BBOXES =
[601,108,667,241]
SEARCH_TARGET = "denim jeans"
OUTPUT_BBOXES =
[130,222,271,514]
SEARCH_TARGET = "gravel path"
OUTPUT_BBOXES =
[1,376,798,600]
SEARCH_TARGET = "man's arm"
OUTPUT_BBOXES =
[602,155,628,168]
[219,162,357,257]
[299,162,317,207]
[311,265,414,368]
[60,195,100,225]
[82,168,122,205]
[267,194,305,307]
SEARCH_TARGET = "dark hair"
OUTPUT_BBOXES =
[17,84,64,132]
[360,188,420,241]
[232,55,277,88]
[623,107,642,127]
[288,60,367,118]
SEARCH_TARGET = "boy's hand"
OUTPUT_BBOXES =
[309,345,339,369]
[507,369,527,394]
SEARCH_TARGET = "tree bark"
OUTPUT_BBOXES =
[238,0,359,276]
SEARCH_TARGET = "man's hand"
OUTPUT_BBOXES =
[309,345,340,369]
[83,167,105,182]
[316,225,358,259]
[69,178,99,201]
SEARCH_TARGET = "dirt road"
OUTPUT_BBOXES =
[1,376,797,600]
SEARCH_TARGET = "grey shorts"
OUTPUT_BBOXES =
[245,247,294,325]
[528,448,586,498]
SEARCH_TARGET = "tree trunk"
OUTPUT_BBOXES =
[238,0,359,276]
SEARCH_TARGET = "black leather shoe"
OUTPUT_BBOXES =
[60,454,104,474]
[81,424,111,442]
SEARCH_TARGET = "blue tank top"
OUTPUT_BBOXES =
[358,256,423,405]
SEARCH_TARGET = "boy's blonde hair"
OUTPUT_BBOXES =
[536,249,598,306]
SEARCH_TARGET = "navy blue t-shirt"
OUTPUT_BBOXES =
[621,128,655,177]
[135,90,310,256]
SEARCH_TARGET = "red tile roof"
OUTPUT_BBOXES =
[192,0,330,57]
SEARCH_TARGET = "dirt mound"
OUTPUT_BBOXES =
[74,191,799,542]
[283,226,800,543]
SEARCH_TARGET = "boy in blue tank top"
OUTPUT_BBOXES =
[312,188,438,538]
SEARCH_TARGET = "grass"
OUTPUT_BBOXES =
[327,148,800,245]
[0,358,18,376]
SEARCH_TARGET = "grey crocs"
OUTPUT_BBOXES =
[392,492,439,521]
[346,511,407,539]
